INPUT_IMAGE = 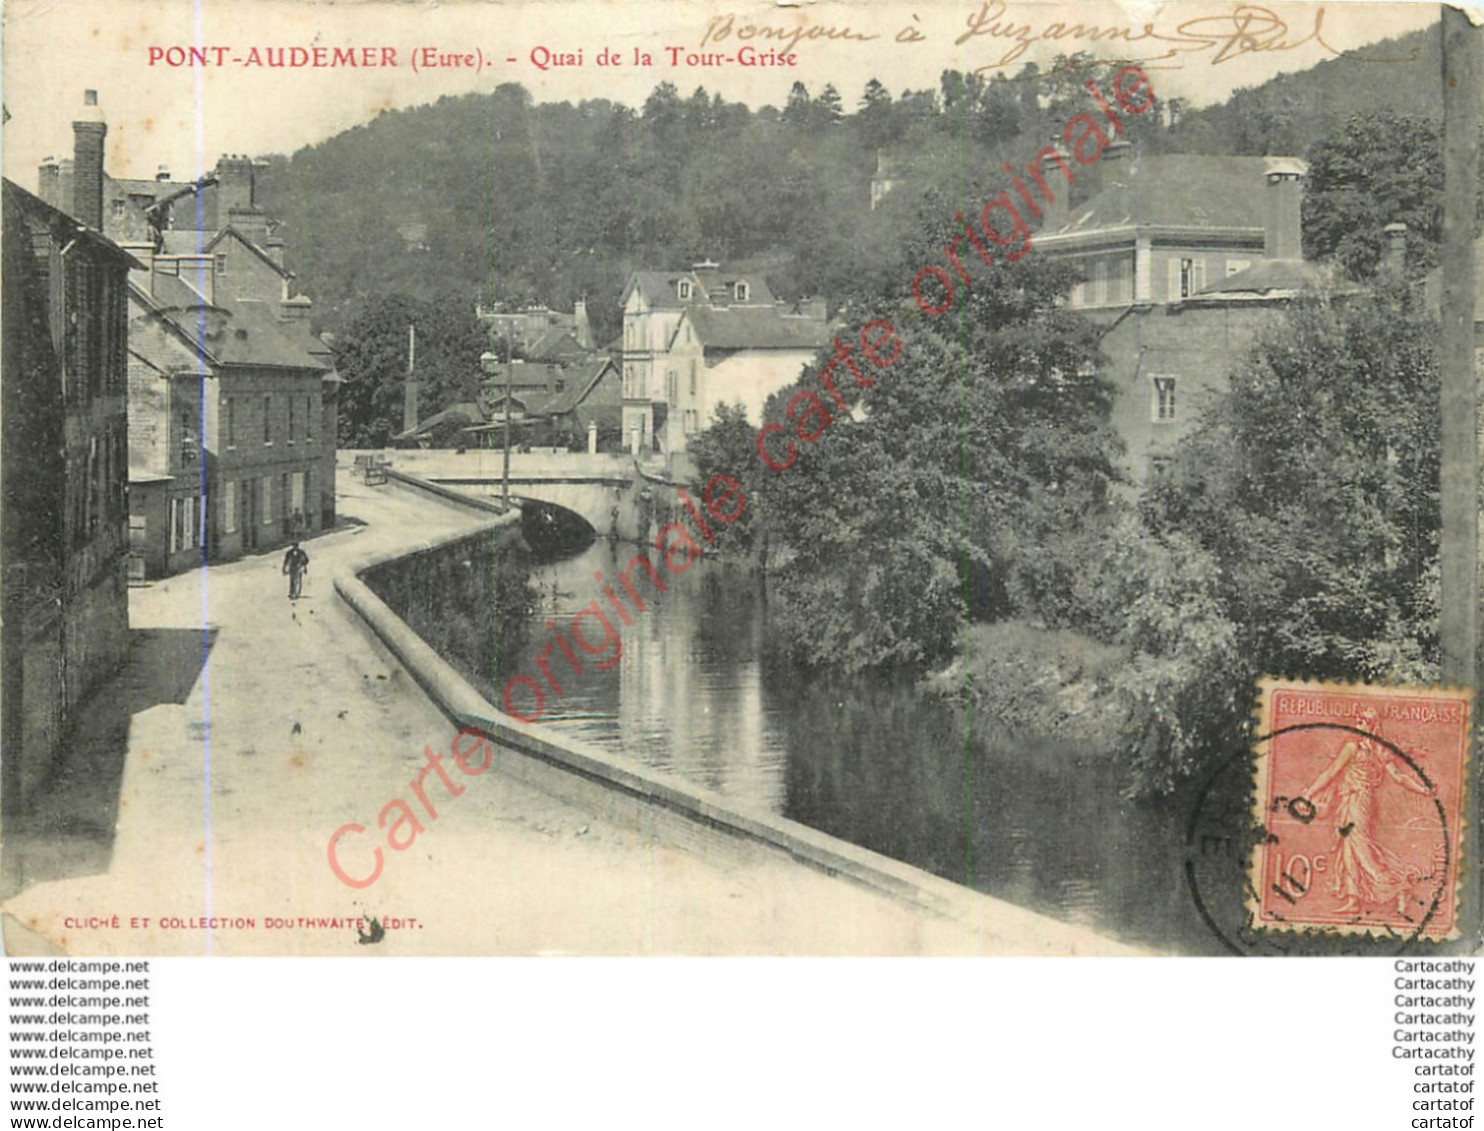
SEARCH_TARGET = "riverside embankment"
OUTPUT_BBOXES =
[3,465,1141,956]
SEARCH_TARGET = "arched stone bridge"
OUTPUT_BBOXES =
[350,449,663,542]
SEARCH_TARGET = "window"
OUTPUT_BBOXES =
[288,396,296,442]
[215,253,228,275]
[666,370,678,404]
[220,480,238,534]
[306,395,315,440]
[1170,257,1206,299]
[734,281,749,302]
[263,395,272,444]
[180,408,198,463]
[1226,259,1251,278]
[225,397,236,448]
[1070,278,1086,308]
[678,280,693,301]
[110,199,126,220]
[170,496,198,553]
[291,471,306,514]
[1152,376,1177,423]
[1091,260,1107,305]
[689,361,697,397]
[261,476,274,525]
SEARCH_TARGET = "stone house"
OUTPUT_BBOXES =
[39,108,339,578]
[1,96,135,811]
[1035,145,1326,485]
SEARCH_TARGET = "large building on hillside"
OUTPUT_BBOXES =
[37,101,339,579]
[618,261,832,465]
[1035,144,1331,485]
[2,107,135,812]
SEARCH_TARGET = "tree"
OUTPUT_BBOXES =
[1303,112,1444,279]
[687,403,761,557]
[857,78,901,151]
[756,238,1118,672]
[332,293,489,447]
[816,84,844,127]
[782,81,813,128]
[1145,284,1441,686]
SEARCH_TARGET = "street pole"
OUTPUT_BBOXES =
[1439,3,1479,692]
[503,355,512,507]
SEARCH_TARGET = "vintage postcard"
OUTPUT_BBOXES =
[1,0,1478,957]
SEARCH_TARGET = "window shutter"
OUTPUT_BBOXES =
[1166,259,1180,301]
[1193,259,1207,294]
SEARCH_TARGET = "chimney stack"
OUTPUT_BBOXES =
[1094,138,1133,195]
[1034,135,1077,232]
[574,297,592,349]
[1263,165,1304,261]
[1383,222,1408,276]
[215,154,255,214]
[72,90,107,230]
[38,156,61,208]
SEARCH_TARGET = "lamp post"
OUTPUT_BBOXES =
[480,349,511,508]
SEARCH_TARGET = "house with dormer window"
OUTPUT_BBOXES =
[618,260,832,467]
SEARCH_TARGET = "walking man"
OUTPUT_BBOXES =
[283,541,309,600]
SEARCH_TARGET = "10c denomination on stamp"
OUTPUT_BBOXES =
[1248,679,1472,941]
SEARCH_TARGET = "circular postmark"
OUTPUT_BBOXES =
[1184,721,1452,957]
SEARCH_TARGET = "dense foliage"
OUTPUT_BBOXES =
[1303,113,1445,279]
[719,238,1119,673]
[1145,284,1442,687]
[329,293,490,447]
[255,63,1179,338]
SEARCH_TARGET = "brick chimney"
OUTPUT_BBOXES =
[72,90,107,230]
[38,157,61,207]
[1383,222,1407,276]
[1033,136,1075,232]
[1093,138,1132,195]
[1264,166,1304,261]
[215,154,255,211]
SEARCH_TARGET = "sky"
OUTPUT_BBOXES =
[1,0,1444,187]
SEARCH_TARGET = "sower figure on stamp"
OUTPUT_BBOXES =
[282,541,310,600]
[1302,709,1434,918]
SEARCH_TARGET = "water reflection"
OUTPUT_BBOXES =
[413,537,1223,953]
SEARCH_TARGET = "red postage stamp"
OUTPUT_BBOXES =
[1248,679,1472,940]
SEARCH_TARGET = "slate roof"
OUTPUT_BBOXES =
[1048,155,1307,236]
[131,289,327,372]
[625,266,777,310]
[159,227,292,277]
[685,306,833,351]
[4,178,141,267]
[394,401,487,440]
[540,359,618,416]
[524,328,588,362]
[1191,258,1330,298]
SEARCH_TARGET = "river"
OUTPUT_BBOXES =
[462,537,1224,954]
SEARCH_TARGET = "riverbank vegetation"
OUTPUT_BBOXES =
[697,272,1443,797]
